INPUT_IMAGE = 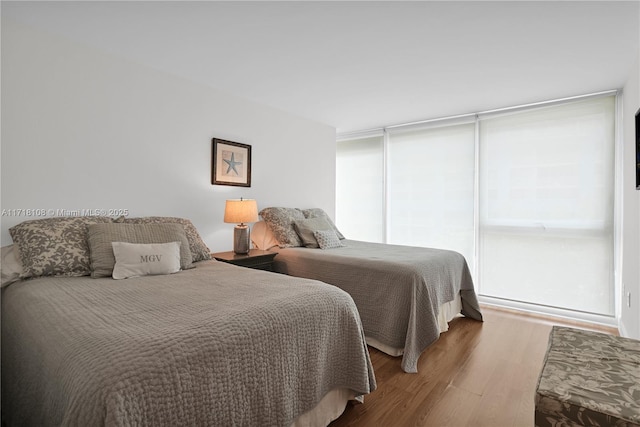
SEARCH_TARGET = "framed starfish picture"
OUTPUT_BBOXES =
[212,138,252,187]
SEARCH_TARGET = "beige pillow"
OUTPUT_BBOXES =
[88,223,193,278]
[250,221,279,250]
[112,241,181,280]
[114,216,211,262]
[1,245,24,287]
[293,217,333,248]
[301,208,345,239]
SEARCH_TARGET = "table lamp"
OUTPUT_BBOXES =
[224,198,258,254]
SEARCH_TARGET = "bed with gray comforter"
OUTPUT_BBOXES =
[273,240,483,373]
[1,260,376,426]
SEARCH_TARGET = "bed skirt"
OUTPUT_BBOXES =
[291,388,359,427]
[365,294,462,357]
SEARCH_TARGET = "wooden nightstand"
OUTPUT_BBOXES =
[211,249,277,271]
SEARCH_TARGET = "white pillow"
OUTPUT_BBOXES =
[112,241,181,280]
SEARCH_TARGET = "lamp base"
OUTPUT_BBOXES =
[233,224,250,254]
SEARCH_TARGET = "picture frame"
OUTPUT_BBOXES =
[212,138,252,187]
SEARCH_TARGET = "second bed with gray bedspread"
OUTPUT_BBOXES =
[273,240,483,373]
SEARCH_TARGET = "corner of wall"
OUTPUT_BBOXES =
[620,51,640,339]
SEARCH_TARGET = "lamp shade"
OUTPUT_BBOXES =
[224,199,258,224]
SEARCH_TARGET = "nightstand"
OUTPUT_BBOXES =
[212,249,277,271]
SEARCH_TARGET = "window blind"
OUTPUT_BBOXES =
[478,96,615,315]
[386,123,476,265]
[336,135,385,242]
[336,93,616,318]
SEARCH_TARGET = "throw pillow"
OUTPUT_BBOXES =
[293,217,333,248]
[112,241,181,280]
[259,207,305,248]
[114,216,211,262]
[9,216,113,278]
[87,223,194,278]
[301,208,345,239]
[314,230,346,250]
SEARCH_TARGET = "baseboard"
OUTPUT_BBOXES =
[479,296,619,335]
[618,319,629,338]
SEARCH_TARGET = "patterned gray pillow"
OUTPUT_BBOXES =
[259,207,305,248]
[87,223,194,278]
[313,230,345,250]
[114,216,211,262]
[301,208,345,240]
[9,216,114,278]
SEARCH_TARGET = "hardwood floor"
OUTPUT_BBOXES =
[330,306,618,427]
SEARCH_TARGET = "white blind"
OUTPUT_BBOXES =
[387,123,476,264]
[478,96,615,315]
[336,135,384,242]
[336,93,616,318]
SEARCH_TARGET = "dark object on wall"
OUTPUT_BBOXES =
[212,138,252,187]
[636,108,640,189]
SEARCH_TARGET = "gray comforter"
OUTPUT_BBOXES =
[273,240,483,373]
[1,260,375,427]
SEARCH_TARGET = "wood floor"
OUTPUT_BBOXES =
[330,306,618,427]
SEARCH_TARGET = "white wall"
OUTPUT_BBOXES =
[621,52,640,339]
[0,20,336,252]
[3,16,638,337]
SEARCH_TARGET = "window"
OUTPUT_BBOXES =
[336,134,385,243]
[478,96,615,315]
[387,123,475,264]
[336,93,617,318]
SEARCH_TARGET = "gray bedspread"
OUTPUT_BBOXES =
[1,260,375,427]
[273,240,483,373]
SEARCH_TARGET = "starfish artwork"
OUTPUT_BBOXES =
[212,139,251,187]
[223,152,243,176]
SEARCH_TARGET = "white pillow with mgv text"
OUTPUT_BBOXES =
[111,241,181,279]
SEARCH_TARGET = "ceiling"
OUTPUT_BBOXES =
[3,1,639,133]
